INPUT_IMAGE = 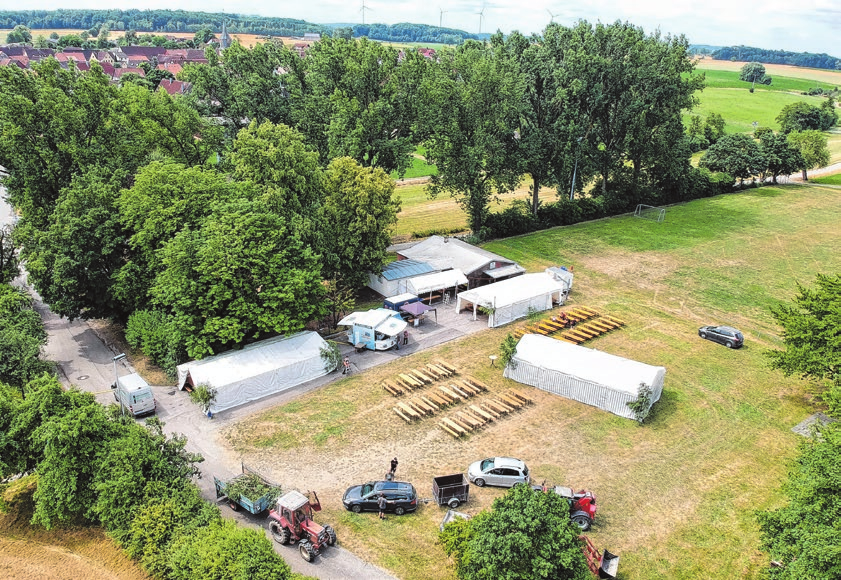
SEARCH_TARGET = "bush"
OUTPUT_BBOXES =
[125,309,186,377]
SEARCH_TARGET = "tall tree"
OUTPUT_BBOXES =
[740,61,772,88]
[440,483,590,580]
[318,157,401,289]
[700,133,763,185]
[0,284,50,394]
[758,131,803,184]
[766,273,841,414]
[150,200,327,359]
[787,130,830,181]
[0,225,18,284]
[776,102,827,134]
[421,39,523,234]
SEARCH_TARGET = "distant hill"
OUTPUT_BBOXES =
[712,45,841,71]
[0,9,483,45]
[689,44,722,54]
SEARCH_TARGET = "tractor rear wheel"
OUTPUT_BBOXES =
[299,541,316,562]
[570,511,592,531]
[324,525,337,546]
[270,522,291,545]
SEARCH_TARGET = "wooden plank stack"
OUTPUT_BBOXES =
[439,390,535,438]
[383,360,460,397]
[511,307,628,346]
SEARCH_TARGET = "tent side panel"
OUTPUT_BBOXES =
[507,359,638,420]
[209,354,329,414]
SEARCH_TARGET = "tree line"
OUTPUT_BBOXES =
[712,45,841,71]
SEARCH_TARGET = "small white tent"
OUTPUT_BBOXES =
[504,334,665,420]
[177,332,331,414]
[455,272,566,327]
[407,269,469,298]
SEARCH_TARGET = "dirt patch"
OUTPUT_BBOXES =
[580,250,682,292]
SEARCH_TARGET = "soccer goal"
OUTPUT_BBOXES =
[634,204,666,223]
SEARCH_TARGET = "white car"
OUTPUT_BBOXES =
[467,457,530,488]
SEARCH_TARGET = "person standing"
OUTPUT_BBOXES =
[378,493,388,520]
[403,330,409,345]
[390,457,399,477]
[342,356,350,374]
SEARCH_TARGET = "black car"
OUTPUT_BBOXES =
[698,325,744,348]
[342,480,418,516]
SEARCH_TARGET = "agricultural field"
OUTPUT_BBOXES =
[222,182,841,580]
[0,477,150,580]
[696,67,839,94]
[694,57,841,86]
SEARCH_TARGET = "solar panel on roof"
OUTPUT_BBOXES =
[380,259,434,281]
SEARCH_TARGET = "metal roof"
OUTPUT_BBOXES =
[277,490,309,511]
[380,259,435,281]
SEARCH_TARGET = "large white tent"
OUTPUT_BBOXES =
[504,334,666,420]
[455,272,566,327]
[177,332,331,414]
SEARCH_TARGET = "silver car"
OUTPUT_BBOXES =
[467,457,530,487]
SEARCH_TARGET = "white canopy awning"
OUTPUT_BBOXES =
[338,308,408,337]
[407,269,468,296]
[455,273,566,327]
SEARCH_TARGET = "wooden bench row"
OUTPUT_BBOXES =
[558,315,626,344]
[439,390,535,438]
[383,360,462,397]
[513,306,602,339]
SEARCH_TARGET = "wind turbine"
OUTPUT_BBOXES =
[439,7,448,28]
[547,8,557,23]
[361,0,372,25]
[477,4,485,34]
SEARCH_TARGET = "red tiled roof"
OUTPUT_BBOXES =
[157,62,183,75]
[159,78,191,95]
[113,67,146,78]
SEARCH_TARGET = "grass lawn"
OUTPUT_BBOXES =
[685,87,826,133]
[222,183,841,580]
[811,173,841,185]
[391,180,560,240]
[695,68,839,94]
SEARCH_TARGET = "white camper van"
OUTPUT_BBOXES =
[114,373,156,417]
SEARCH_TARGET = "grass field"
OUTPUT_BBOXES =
[694,58,841,86]
[685,87,827,133]
[696,68,839,94]
[222,182,840,580]
[392,180,560,240]
[811,173,841,185]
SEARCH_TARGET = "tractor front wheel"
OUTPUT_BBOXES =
[299,541,316,562]
[324,525,337,546]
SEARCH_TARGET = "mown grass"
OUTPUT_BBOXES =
[811,173,841,184]
[695,68,839,94]
[685,87,827,133]
[225,183,841,580]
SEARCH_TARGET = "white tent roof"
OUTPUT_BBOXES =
[513,334,663,396]
[338,308,408,336]
[176,332,331,413]
[457,273,565,309]
[407,269,468,295]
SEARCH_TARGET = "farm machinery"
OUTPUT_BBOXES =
[267,490,337,562]
[532,483,598,531]
[581,535,620,579]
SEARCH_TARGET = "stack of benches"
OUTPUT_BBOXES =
[512,307,626,346]
[382,360,458,397]
[392,375,489,423]
[439,390,534,438]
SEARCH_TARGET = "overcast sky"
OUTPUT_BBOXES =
[24,0,840,55]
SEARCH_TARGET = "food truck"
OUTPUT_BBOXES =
[338,309,408,351]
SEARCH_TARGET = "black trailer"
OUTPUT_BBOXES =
[432,474,470,509]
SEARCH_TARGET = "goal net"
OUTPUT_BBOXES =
[634,204,666,223]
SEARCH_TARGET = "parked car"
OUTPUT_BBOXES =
[341,480,418,515]
[467,457,530,487]
[698,325,744,348]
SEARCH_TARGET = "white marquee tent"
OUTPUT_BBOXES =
[504,334,666,420]
[455,272,566,327]
[177,332,331,414]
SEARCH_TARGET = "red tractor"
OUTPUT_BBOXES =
[532,483,598,531]
[267,490,337,562]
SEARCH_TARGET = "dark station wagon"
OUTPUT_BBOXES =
[698,325,744,348]
[341,480,419,516]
